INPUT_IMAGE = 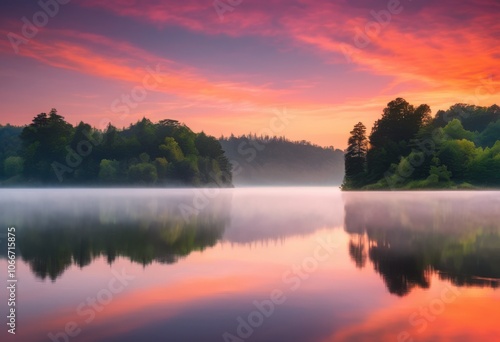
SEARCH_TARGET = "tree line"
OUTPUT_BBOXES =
[0,109,232,186]
[219,134,344,185]
[343,98,500,189]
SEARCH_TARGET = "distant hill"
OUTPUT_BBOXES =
[219,135,344,186]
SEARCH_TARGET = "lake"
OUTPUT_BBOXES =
[0,188,499,342]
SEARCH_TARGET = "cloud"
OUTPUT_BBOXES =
[1,0,498,147]
[324,285,500,341]
[78,0,500,95]
[0,26,291,109]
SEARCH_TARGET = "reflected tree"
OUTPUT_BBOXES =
[348,235,367,269]
[343,192,500,295]
[1,193,231,281]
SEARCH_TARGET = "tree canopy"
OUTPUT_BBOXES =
[0,111,232,187]
[343,98,500,189]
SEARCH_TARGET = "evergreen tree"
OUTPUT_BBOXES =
[344,122,368,187]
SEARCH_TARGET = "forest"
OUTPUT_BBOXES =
[0,109,232,186]
[343,98,500,189]
[220,135,344,185]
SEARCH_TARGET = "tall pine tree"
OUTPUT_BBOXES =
[343,122,368,187]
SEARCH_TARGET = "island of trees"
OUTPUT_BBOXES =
[343,98,500,189]
[0,109,232,186]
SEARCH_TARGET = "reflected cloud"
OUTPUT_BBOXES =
[1,189,499,341]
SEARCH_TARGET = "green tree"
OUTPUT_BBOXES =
[369,98,430,148]
[20,109,74,181]
[2,114,235,186]
[4,156,24,178]
[154,157,169,180]
[170,160,198,184]
[128,163,158,184]
[425,158,452,185]
[69,122,98,182]
[159,137,184,162]
[173,126,198,156]
[0,124,23,180]
[438,139,477,181]
[343,122,368,187]
[467,141,500,185]
[478,120,500,147]
[98,159,120,183]
[139,153,150,163]
[196,132,224,159]
[367,99,431,181]
[443,119,476,141]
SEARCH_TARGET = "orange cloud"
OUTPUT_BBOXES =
[79,0,500,97]
[18,273,269,342]
[1,0,498,148]
[325,285,500,342]
[0,27,290,108]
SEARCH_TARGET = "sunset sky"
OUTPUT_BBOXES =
[1,0,498,148]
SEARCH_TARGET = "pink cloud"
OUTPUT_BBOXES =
[78,0,500,95]
[0,27,292,109]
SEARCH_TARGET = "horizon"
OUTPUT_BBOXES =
[1,0,499,149]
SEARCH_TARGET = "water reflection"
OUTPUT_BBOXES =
[0,189,231,281]
[0,189,499,341]
[343,192,500,296]
[0,188,343,281]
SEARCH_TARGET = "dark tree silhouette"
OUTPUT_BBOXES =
[369,98,431,148]
[343,122,368,188]
[348,235,367,269]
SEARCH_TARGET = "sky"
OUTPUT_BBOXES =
[0,0,499,149]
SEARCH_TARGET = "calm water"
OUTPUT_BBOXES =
[0,188,499,342]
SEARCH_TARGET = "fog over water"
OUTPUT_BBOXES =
[0,188,499,342]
